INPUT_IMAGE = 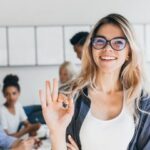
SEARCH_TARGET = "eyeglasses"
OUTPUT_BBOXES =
[91,36,128,51]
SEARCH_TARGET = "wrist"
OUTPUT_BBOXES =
[50,128,66,136]
[50,131,67,150]
[50,130,66,140]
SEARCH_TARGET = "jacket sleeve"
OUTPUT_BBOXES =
[137,98,150,150]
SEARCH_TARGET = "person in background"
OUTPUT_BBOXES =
[0,74,40,138]
[59,61,77,93]
[70,31,89,59]
[0,128,40,150]
[59,61,76,85]
[39,13,150,150]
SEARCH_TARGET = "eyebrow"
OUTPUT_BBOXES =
[94,35,127,40]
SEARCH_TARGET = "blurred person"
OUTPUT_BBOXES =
[0,127,41,150]
[0,74,40,138]
[70,31,89,59]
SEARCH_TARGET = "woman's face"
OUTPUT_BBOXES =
[92,24,129,74]
[59,67,70,84]
[4,86,20,104]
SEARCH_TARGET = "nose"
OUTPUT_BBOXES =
[103,42,113,51]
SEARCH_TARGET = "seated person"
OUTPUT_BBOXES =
[0,128,40,150]
[0,74,40,138]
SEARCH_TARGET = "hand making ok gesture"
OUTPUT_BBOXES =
[39,79,74,134]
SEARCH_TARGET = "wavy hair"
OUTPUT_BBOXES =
[61,13,150,122]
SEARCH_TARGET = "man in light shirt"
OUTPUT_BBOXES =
[70,31,89,60]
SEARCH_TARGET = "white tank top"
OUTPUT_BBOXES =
[80,94,135,150]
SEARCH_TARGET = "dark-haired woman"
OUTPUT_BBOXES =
[0,74,40,138]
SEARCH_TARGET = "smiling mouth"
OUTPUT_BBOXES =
[100,56,117,61]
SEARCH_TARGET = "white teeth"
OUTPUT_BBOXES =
[100,56,116,60]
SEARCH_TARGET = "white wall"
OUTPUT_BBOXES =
[0,0,150,25]
[0,0,150,105]
[0,66,59,105]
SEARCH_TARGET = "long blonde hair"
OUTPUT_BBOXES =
[62,14,150,121]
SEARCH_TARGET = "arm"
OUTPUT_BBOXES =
[0,129,17,149]
[22,120,41,136]
[39,79,74,150]
[11,138,36,150]
[50,132,67,150]
[6,120,40,138]
[0,131,35,150]
[5,127,30,138]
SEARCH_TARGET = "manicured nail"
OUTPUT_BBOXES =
[68,135,71,139]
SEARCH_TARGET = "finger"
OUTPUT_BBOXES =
[39,90,46,108]
[63,96,69,109]
[58,93,68,103]
[67,97,74,115]
[46,81,52,104]
[52,78,58,101]
[57,93,64,103]
[68,135,78,149]
[34,139,41,149]
[67,143,76,150]
[58,93,69,109]
[25,138,34,145]
[27,136,36,140]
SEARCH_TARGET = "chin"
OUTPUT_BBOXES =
[98,66,121,74]
[12,100,17,103]
[101,69,116,74]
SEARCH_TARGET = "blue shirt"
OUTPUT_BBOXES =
[0,128,17,149]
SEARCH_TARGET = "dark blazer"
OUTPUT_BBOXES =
[66,88,150,150]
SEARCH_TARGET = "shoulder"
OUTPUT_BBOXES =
[0,105,7,113]
[134,90,150,149]
[139,90,150,112]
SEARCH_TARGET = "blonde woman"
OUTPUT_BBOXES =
[39,14,150,150]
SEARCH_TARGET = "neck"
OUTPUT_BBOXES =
[5,102,15,108]
[93,70,122,94]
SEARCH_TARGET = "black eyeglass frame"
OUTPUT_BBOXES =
[91,36,128,51]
